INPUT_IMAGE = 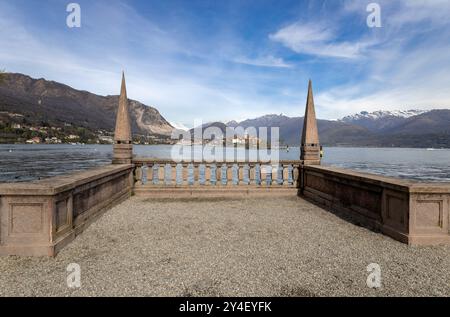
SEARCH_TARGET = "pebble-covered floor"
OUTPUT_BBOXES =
[1,196,449,297]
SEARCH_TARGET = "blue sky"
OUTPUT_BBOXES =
[1,0,450,128]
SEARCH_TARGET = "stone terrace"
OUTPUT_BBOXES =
[1,196,449,297]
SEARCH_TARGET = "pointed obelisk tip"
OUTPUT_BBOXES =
[300,78,320,165]
[120,71,127,96]
[113,70,132,164]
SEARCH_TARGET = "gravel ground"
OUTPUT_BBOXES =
[0,196,449,297]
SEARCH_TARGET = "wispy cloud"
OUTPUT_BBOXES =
[233,55,292,68]
[269,22,373,59]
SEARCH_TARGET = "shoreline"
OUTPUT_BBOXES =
[1,143,450,150]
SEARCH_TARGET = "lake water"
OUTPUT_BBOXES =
[0,144,449,183]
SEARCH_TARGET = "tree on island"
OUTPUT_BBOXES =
[0,69,6,85]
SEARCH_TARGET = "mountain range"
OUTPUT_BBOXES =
[0,72,449,147]
[222,110,450,147]
[0,73,173,137]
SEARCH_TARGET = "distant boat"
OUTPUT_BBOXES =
[426,148,435,151]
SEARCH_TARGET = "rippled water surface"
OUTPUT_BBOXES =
[0,144,449,183]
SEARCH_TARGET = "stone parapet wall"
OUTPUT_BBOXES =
[0,164,133,256]
[300,165,450,245]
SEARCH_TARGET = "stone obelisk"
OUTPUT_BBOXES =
[300,80,321,165]
[112,72,133,164]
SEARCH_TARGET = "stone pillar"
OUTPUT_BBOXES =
[300,80,321,165]
[113,72,133,164]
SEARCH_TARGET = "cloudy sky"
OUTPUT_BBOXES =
[1,0,450,128]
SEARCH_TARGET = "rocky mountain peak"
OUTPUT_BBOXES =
[0,72,173,136]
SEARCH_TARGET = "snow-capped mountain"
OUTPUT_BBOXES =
[339,110,430,132]
[341,110,428,121]
[223,109,450,147]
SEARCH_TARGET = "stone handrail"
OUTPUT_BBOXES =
[132,158,301,186]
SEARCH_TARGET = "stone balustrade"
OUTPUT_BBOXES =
[132,159,301,186]
[131,159,302,198]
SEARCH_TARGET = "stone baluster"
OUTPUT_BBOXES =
[244,164,250,185]
[289,164,295,185]
[141,164,148,185]
[282,164,290,186]
[276,164,283,185]
[248,164,255,185]
[261,165,267,186]
[233,164,239,185]
[209,164,217,185]
[182,163,189,186]
[163,164,169,185]
[266,165,273,186]
[198,164,205,186]
[272,164,279,185]
[293,165,300,186]
[254,164,261,185]
[168,163,173,184]
[168,164,176,185]
[193,164,200,185]
[220,164,227,185]
[175,164,182,185]
[205,164,212,185]
[226,164,233,185]
[150,164,155,184]
[135,165,142,185]
[239,164,246,185]
[188,163,194,185]
[216,164,221,185]
[150,164,159,185]
[158,164,165,185]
